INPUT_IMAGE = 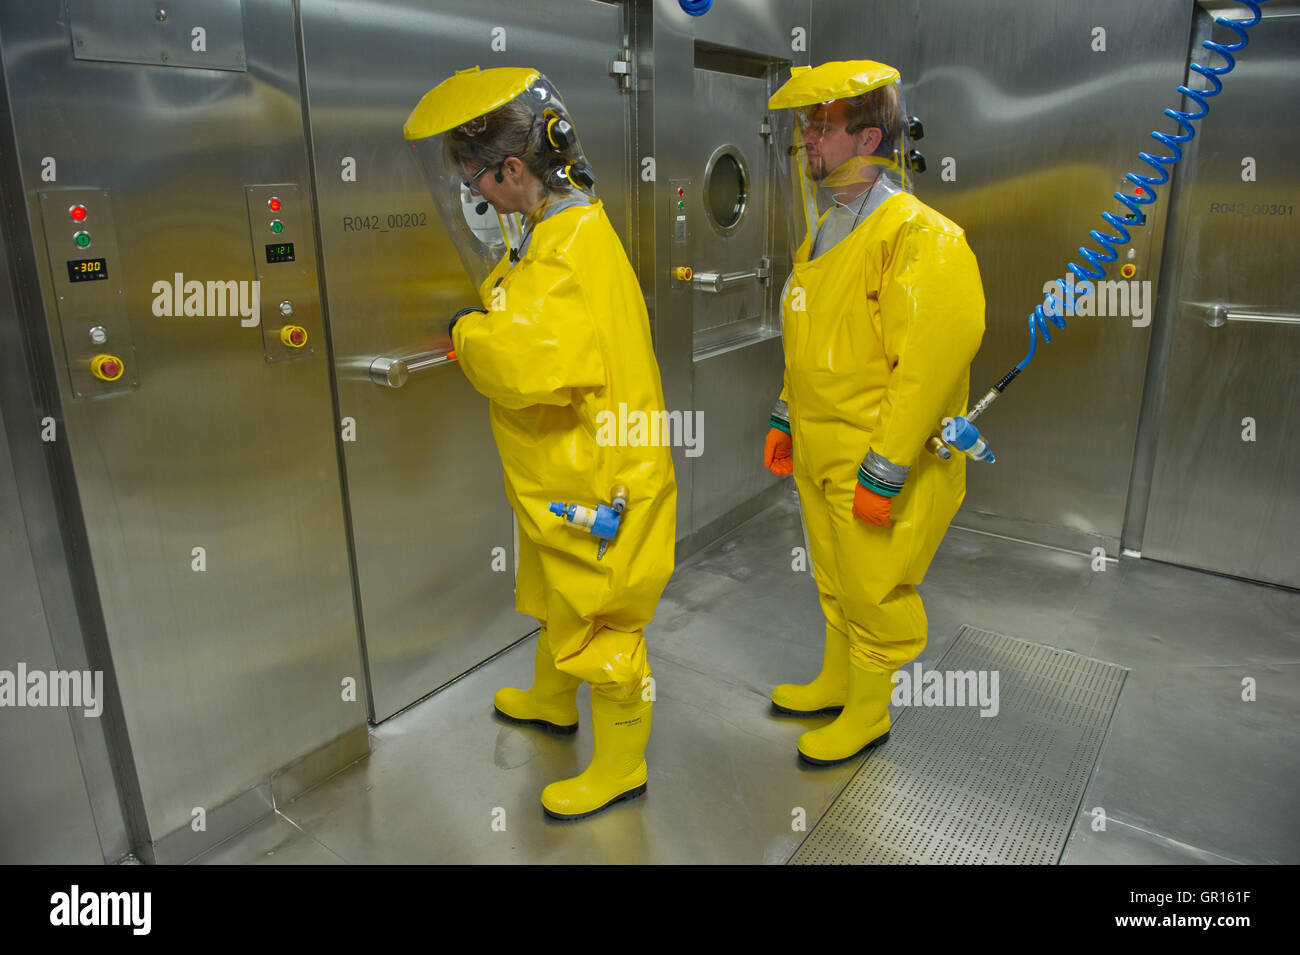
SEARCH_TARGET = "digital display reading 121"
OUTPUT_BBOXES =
[265,242,295,264]
[67,258,108,282]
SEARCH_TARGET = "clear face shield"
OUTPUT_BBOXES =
[404,68,598,287]
[772,72,921,260]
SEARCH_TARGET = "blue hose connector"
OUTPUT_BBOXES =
[549,501,622,541]
[942,417,996,463]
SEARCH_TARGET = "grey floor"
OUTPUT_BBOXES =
[194,490,1300,865]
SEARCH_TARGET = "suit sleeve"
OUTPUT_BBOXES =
[452,251,607,410]
[861,224,985,490]
[770,379,791,434]
[770,271,797,434]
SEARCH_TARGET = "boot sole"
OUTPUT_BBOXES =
[542,783,647,821]
[493,706,579,736]
[770,700,845,718]
[797,731,890,766]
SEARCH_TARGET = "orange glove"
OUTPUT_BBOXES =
[764,427,793,476]
[853,481,892,527]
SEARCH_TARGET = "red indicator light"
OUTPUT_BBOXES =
[268,197,282,211]
[69,204,87,222]
[677,188,684,196]
[1135,187,1145,196]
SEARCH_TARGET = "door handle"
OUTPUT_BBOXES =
[692,257,771,293]
[369,348,457,388]
[1205,304,1300,327]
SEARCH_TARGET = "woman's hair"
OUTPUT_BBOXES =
[443,98,567,190]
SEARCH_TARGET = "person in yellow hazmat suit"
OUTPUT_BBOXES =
[762,61,985,764]
[404,68,677,818]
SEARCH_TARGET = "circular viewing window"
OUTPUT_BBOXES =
[704,146,749,235]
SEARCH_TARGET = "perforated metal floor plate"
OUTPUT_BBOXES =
[789,626,1127,865]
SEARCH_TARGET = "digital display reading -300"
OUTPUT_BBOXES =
[67,258,107,282]
[265,242,295,264]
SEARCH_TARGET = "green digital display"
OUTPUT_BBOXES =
[67,258,108,282]
[265,242,295,264]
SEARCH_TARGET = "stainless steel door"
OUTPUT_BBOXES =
[643,2,800,548]
[683,41,789,536]
[689,58,775,357]
[298,0,631,720]
[1141,15,1300,589]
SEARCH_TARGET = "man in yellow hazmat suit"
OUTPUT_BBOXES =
[404,68,676,818]
[762,61,985,764]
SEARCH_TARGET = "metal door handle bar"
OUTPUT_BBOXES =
[369,349,457,388]
[692,257,771,293]
[1206,305,1300,327]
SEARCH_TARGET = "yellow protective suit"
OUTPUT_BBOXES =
[452,199,677,702]
[779,191,985,673]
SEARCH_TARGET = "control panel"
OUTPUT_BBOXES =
[669,178,693,288]
[243,183,317,363]
[37,189,137,399]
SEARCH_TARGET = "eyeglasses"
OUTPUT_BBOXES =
[796,106,872,141]
[466,163,493,186]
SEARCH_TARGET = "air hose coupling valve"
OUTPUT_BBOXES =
[941,416,996,463]
[549,484,629,560]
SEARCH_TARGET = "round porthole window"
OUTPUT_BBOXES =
[703,146,749,236]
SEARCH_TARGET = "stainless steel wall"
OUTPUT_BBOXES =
[0,99,142,863]
[298,0,631,722]
[0,422,100,864]
[0,0,366,862]
[811,0,1194,556]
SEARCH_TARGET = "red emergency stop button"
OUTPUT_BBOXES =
[1120,263,1137,279]
[90,354,124,381]
[280,325,307,347]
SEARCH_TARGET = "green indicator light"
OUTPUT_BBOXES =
[677,201,684,210]
[270,219,284,234]
[74,231,91,248]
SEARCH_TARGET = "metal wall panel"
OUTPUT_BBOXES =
[0,355,103,864]
[811,0,1193,555]
[0,124,138,861]
[0,0,364,855]
[1141,14,1300,588]
[298,0,630,721]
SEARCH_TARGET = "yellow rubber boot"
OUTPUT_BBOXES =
[796,661,893,765]
[494,630,581,736]
[541,694,651,819]
[771,625,849,716]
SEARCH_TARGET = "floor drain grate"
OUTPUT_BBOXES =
[789,626,1127,864]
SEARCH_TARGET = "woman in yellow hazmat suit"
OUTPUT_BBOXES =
[762,61,985,764]
[404,68,676,819]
